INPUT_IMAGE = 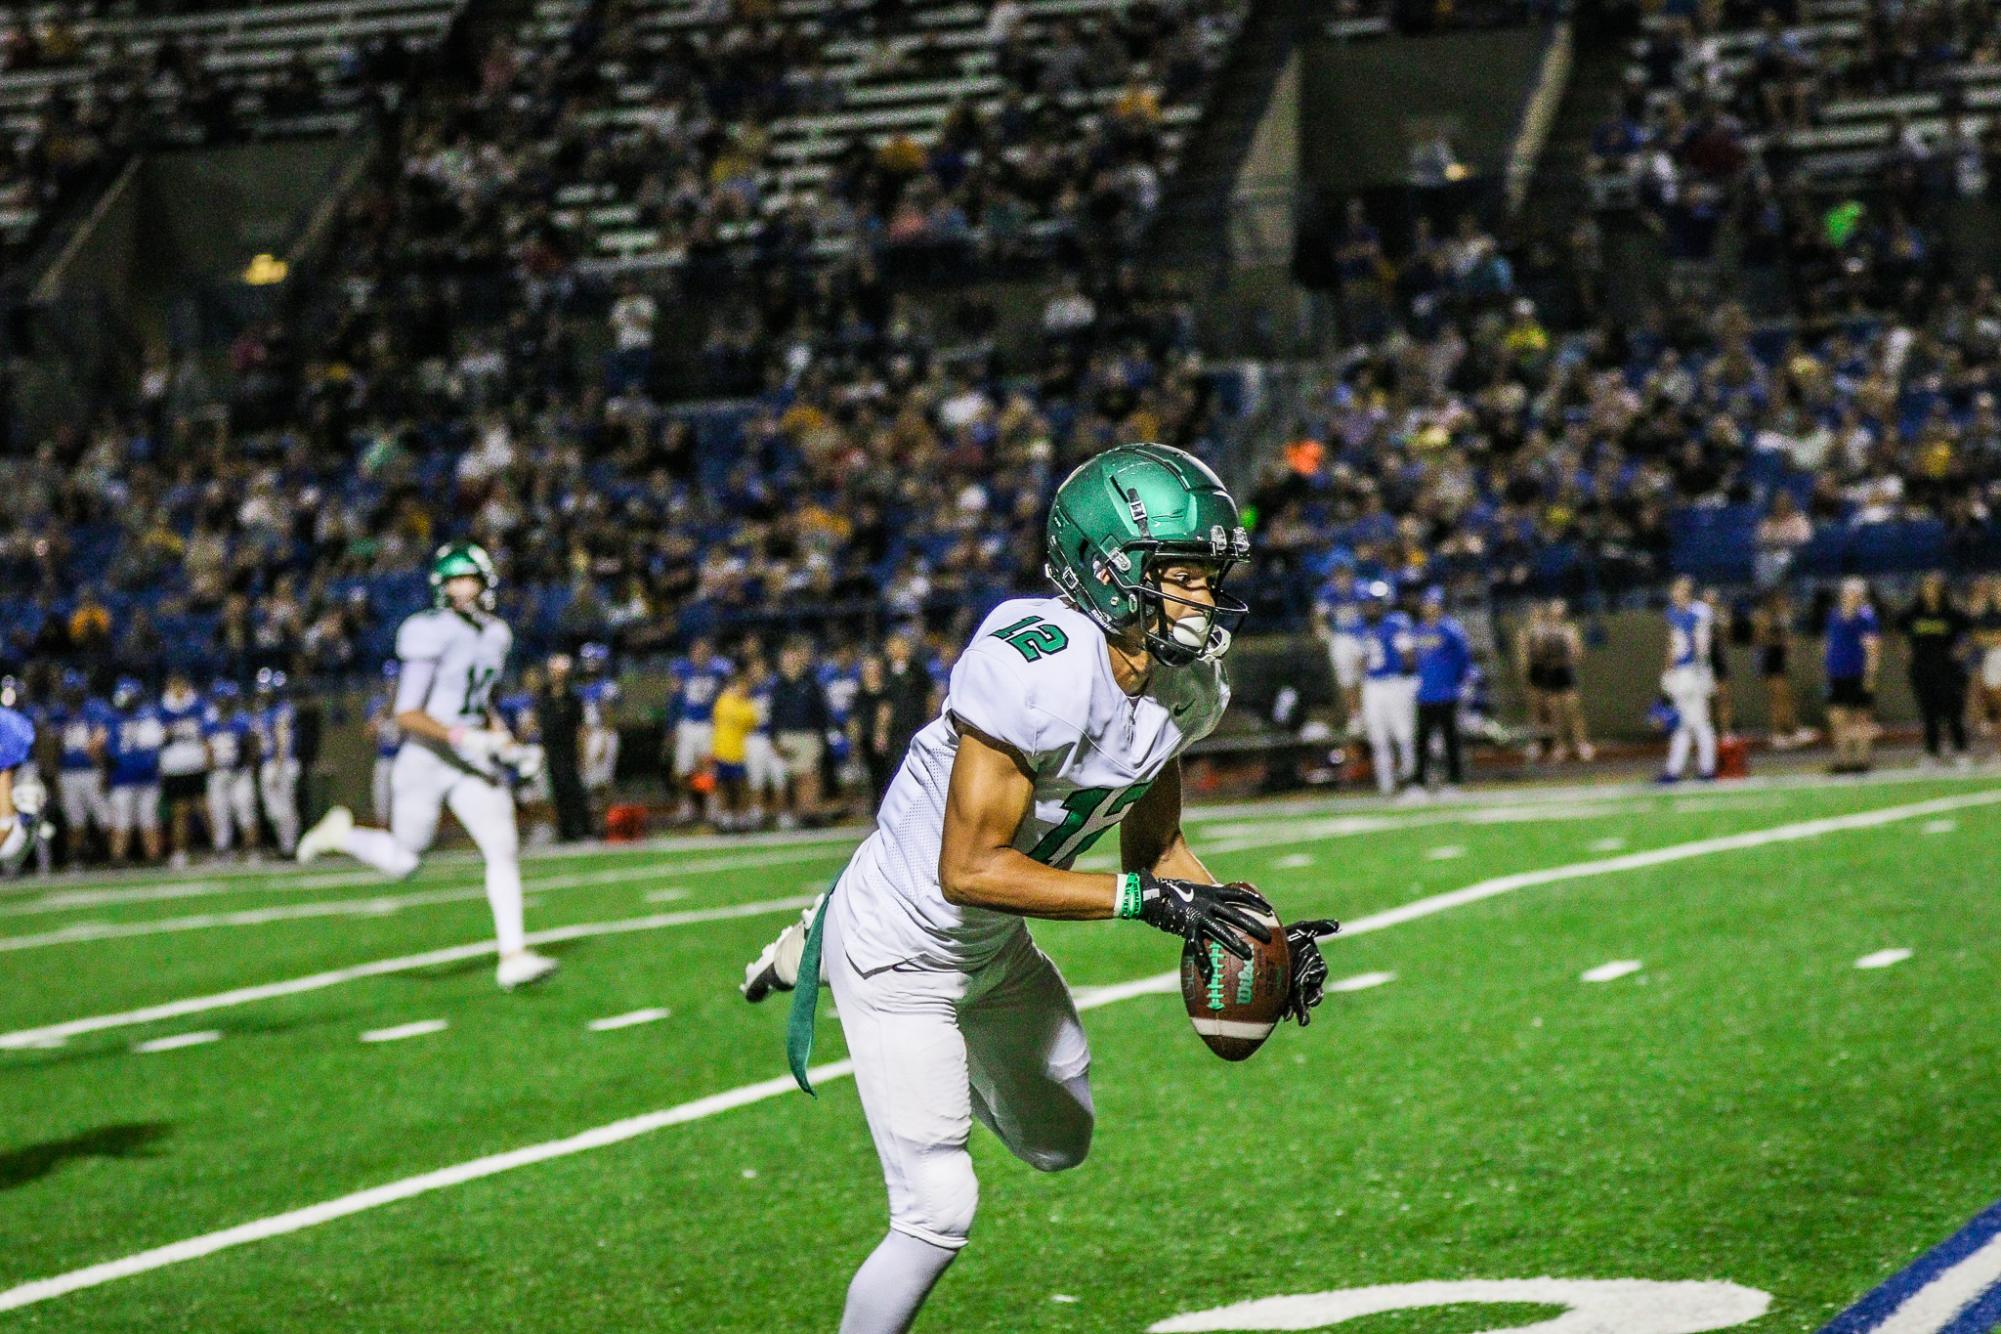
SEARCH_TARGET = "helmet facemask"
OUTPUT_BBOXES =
[1126,549,1248,667]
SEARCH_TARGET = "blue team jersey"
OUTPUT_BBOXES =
[496,691,537,740]
[1319,582,1364,633]
[671,658,732,725]
[157,692,209,774]
[581,679,619,727]
[0,706,34,771]
[252,701,296,763]
[203,707,254,770]
[1667,602,1712,668]
[106,707,166,786]
[50,700,112,771]
[1363,613,1416,679]
[1826,605,1879,679]
[1415,616,1472,704]
[818,662,860,758]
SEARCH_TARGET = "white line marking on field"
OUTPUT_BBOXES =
[1581,960,1643,983]
[1922,819,1957,835]
[7,788,1997,1313]
[1273,853,1316,869]
[1051,1294,1081,1304]
[1874,1231,2001,1333]
[587,1008,671,1032]
[1327,971,1396,993]
[1424,845,1466,861]
[1855,948,1913,970]
[1590,836,1627,852]
[131,1030,220,1054]
[360,1020,448,1044]
[644,888,691,903]
[0,895,819,1051]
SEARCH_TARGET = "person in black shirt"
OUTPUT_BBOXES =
[768,640,831,828]
[853,654,895,813]
[1898,572,1971,766]
[880,634,936,786]
[538,653,594,841]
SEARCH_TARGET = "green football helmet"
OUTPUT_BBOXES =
[430,541,497,610]
[1044,443,1250,667]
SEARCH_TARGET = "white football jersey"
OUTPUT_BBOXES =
[833,596,1229,973]
[392,608,513,729]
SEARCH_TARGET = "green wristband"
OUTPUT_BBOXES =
[1115,872,1143,920]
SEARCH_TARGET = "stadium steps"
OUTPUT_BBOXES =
[1146,0,1312,268]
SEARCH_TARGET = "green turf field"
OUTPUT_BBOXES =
[2,772,1998,1332]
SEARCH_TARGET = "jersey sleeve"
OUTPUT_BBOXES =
[396,613,446,664]
[0,707,34,770]
[945,641,1046,758]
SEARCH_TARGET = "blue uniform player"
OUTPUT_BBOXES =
[2,677,50,874]
[105,677,165,864]
[1825,577,1882,773]
[1414,587,1473,791]
[579,643,621,796]
[743,657,784,826]
[368,661,403,825]
[50,670,113,859]
[0,703,48,871]
[1660,576,1717,782]
[252,669,301,855]
[817,647,862,793]
[668,639,733,823]
[204,680,260,856]
[1314,561,1368,730]
[1359,582,1418,795]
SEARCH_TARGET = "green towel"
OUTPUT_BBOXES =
[785,894,832,1096]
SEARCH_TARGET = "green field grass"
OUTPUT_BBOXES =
[1,773,1997,1331]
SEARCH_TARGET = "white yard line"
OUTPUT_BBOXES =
[130,1031,221,1055]
[1922,819,1958,835]
[1589,836,1627,852]
[1424,845,1466,861]
[1581,960,1644,983]
[1,788,1990,1313]
[360,1020,448,1044]
[1,845,849,917]
[1327,971,1396,993]
[0,896,818,1051]
[1856,948,1914,970]
[587,1008,671,1032]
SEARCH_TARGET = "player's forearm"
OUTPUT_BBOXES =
[1147,829,1215,884]
[396,710,456,744]
[938,846,1116,920]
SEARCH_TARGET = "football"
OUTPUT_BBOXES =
[1179,900,1291,1061]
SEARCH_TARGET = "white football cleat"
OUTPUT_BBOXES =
[296,806,354,864]
[741,897,823,1003]
[497,950,559,990]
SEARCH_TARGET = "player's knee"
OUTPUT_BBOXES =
[1023,1103,1094,1173]
[900,1155,978,1245]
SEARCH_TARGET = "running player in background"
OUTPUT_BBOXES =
[252,669,302,856]
[204,680,260,859]
[157,672,210,869]
[297,543,557,991]
[368,662,403,825]
[106,677,165,865]
[48,670,112,865]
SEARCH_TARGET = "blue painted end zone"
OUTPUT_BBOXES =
[1940,1276,2001,1334]
[1820,1199,2001,1333]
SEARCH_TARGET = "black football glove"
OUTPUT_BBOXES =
[1282,918,1341,1026]
[1131,873,1274,980]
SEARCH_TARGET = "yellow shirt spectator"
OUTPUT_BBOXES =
[711,685,758,765]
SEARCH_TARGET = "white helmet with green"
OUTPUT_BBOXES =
[430,541,497,610]
[1044,442,1250,667]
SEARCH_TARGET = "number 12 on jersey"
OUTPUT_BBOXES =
[1028,782,1152,866]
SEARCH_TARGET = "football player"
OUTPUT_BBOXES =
[1660,576,1718,783]
[157,671,210,869]
[1311,557,1367,734]
[740,444,1337,1333]
[578,642,621,802]
[665,638,731,824]
[204,680,260,858]
[105,677,165,865]
[368,661,403,825]
[296,543,557,991]
[251,669,302,855]
[2,676,51,874]
[817,644,863,806]
[0,702,50,871]
[1358,581,1419,796]
[49,670,113,863]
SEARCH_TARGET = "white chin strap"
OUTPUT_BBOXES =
[1199,625,1234,662]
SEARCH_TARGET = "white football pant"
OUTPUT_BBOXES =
[1663,665,1717,778]
[207,769,258,852]
[259,759,301,854]
[372,756,395,825]
[1361,676,1419,794]
[58,769,112,833]
[108,782,160,834]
